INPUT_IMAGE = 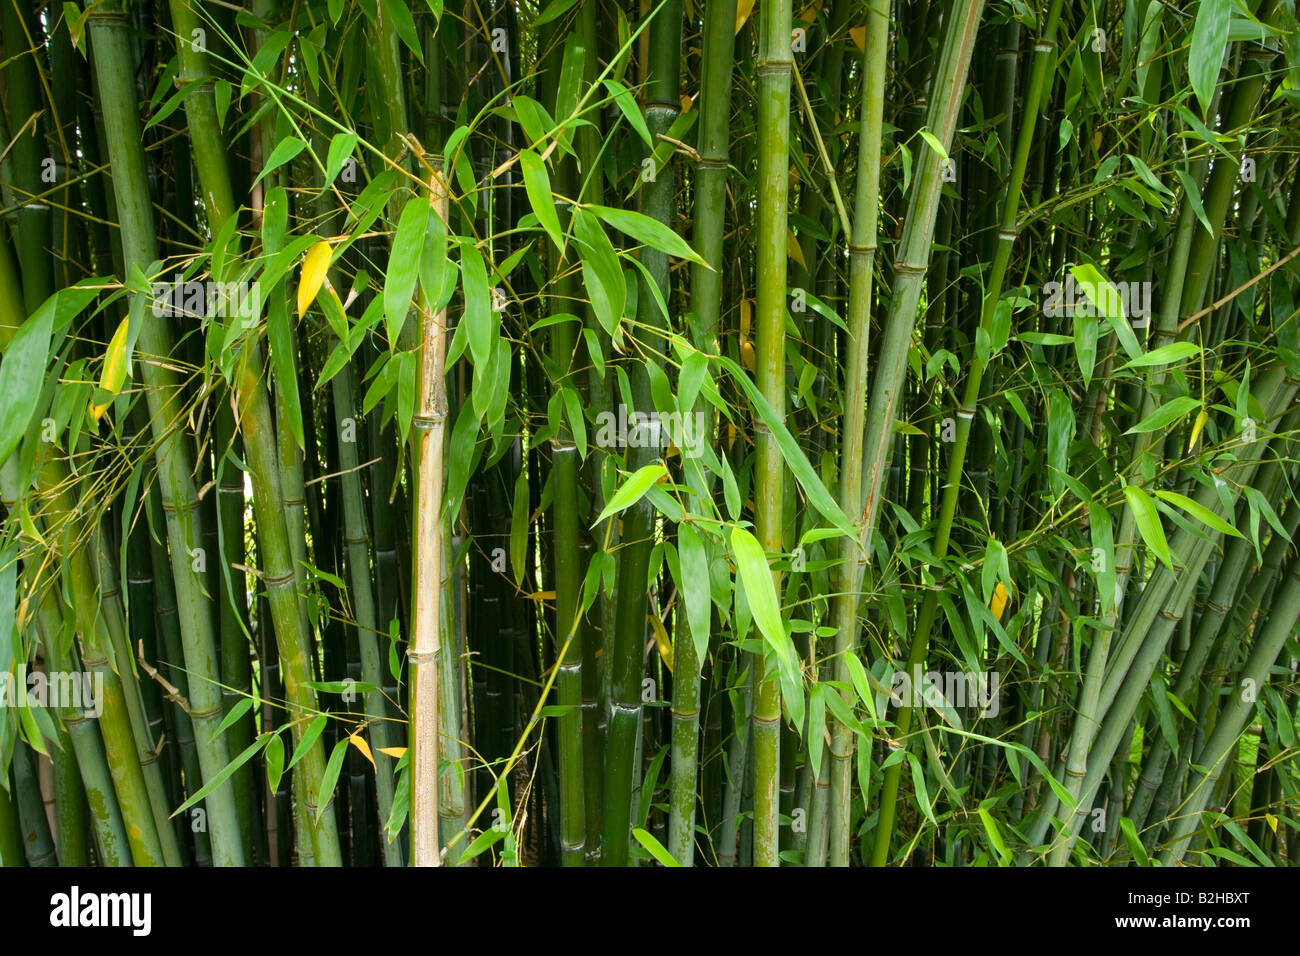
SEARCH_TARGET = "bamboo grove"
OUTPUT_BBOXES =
[0,0,1298,868]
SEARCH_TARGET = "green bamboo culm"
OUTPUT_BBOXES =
[821,0,888,867]
[600,0,682,868]
[751,0,794,869]
[84,0,247,866]
[669,0,737,868]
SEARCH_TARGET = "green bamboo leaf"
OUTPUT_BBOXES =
[573,207,625,335]
[588,203,707,266]
[316,738,350,823]
[534,0,580,28]
[1089,500,1117,614]
[253,136,306,187]
[418,193,448,310]
[172,734,270,817]
[324,132,358,189]
[632,826,680,866]
[1125,395,1200,434]
[0,301,55,464]
[730,526,794,676]
[1070,263,1142,362]
[717,355,855,538]
[917,128,949,161]
[381,0,424,62]
[459,241,495,372]
[807,683,826,777]
[602,79,653,148]
[385,196,428,344]
[593,464,667,525]
[265,732,285,795]
[677,523,711,664]
[1189,0,1231,116]
[214,696,255,739]
[977,807,1011,864]
[286,714,328,773]
[1119,817,1150,866]
[519,148,564,253]
[1153,489,1242,538]
[1121,341,1201,369]
[510,469,530,586]
[1124,484,1173,571]
[456,822,508,863]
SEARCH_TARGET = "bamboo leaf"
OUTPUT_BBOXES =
[1153,489,1242,538]
[573,207,625,335]
[459,241,495,372]
[588,204,707,266]
[1125,395,1200,434]
[519,148,564,253]
[1124,484,1173,571]
[677,523,711,664]
[385,197,429,343]
[172,734,269,817]
[286,714,328,773]
[718,355,855,538]
[510,469,530,586]
[265,733,285,795]
[316,738,350,823]
[593,464,667,525]
[730,526,794,677]
[254,136,306,187]
[1189,0,1231,116]
[348,733,376,769]
[88,316,130,421]
[602,79,653,148]
[298,240,332,319]
[1121,341,1201,369]
[632,827,680,866]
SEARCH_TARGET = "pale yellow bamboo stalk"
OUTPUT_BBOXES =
[410,168,450,867]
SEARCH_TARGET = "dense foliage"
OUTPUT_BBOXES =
[1,0,1299,867]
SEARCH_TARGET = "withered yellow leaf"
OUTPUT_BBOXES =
[649,613,673,673]
[735,0,755,34]
[89,316,130,422]
[298,240,332,318]
[348,733,376,768]
[990,581,1009,622]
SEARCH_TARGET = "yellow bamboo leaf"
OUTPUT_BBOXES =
[376,746,408,759]
[348,733,376,769]
[798,3,820,23]
[990,581,1009,622]
[298,240,332,318]
[89,316,130,422]
[526,591,558,601]
[1188,407,1208,453]
[849,26,866,50]
[788,230,807,269]
[735,0,756,33]
[740,339,756,372]
[1266,812,1279,833]
[680,93,694,114]
[740,297,752,339]
[649,613,673,673]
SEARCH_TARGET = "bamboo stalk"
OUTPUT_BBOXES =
[410,168,451,867]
